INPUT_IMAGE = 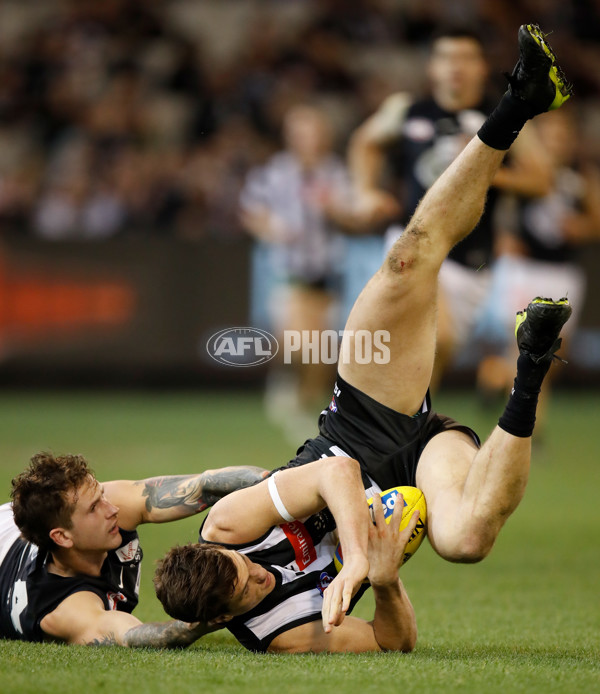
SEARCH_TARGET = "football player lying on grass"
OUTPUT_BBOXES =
[155,457,421,653]
[0,452,266,647]
[156,24,574,653]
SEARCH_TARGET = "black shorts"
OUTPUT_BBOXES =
[283,373,480,490]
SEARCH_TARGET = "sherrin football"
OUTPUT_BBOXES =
[333,486,427,574]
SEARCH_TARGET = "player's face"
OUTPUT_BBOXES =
[284,107,332,161]
[65,476,121,552]
[428,37,488,106]
[222,549,276,617]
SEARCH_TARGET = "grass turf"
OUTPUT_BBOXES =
[0,389,598,693]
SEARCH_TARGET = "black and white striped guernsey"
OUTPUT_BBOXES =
[199,509,369,652]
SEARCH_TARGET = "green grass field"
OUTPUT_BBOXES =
[0,389,598,693]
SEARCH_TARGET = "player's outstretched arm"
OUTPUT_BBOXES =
[40,591,218,648]
[349,92,412,192]
[345,93,411,230]
[102,466,268,529]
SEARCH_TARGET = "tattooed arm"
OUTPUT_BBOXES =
[103,466,268,530]
[41,591,219,648]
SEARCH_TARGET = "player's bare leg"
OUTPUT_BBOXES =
[417,298,571,561]
[341,132,508,414]
[341,25,573,561]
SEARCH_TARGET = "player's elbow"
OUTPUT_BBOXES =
[317,456,362,507]
[325,456,361,479]
[405,623,418,652]
[399,635,417,653]
[349,129,382,176]
[399,620,418,653]
[378,627,417,653]
[348,124,371,155]
[201,502,231,540]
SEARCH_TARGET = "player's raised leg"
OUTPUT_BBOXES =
[344,24,573,562]
[417,297,571,561]
[341,137,507,414]
[417,26,573,562]
[340,24,571,416]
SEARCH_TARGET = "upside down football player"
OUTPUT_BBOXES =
[155,25,574,652]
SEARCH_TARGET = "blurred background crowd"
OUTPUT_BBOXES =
[0,0,598,241]
[0,0,599,439]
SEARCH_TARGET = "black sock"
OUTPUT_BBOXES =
[498,354,552,438]
[477,92,537,151]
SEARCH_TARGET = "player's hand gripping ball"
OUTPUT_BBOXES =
[334,486,427,574]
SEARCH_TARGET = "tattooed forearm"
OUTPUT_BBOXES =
[121,620,210,649]
[139,475,206,513]
[88,631,118,647]
[198,466,267,507]
[138,467,267,517]
[87,621,210,649]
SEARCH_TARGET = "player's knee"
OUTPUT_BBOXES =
[385,221,443,280]
[435,529,495,564]
[386,246,417,276]
[449,540,492,564]
[327,455,360,477]
[385,221,426,274]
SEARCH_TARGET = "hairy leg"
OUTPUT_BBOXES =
[339,137,506,414]
[415,428,530,562]
[344,25,572,561]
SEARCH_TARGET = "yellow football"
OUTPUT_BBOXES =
[333,486,427,574]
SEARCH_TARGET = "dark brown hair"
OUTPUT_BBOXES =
[11,452,92,552]
[431,25,485,50]
[154,543,239,623]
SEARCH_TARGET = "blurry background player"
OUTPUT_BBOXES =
[240,104,352,440]
[347,27,554,389]
[477,107,600,428]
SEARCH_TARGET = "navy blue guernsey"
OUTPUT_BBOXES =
[199,511,369,652]
[0,503,142,641]
[389,97,498,269]
[516,166,585,264]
